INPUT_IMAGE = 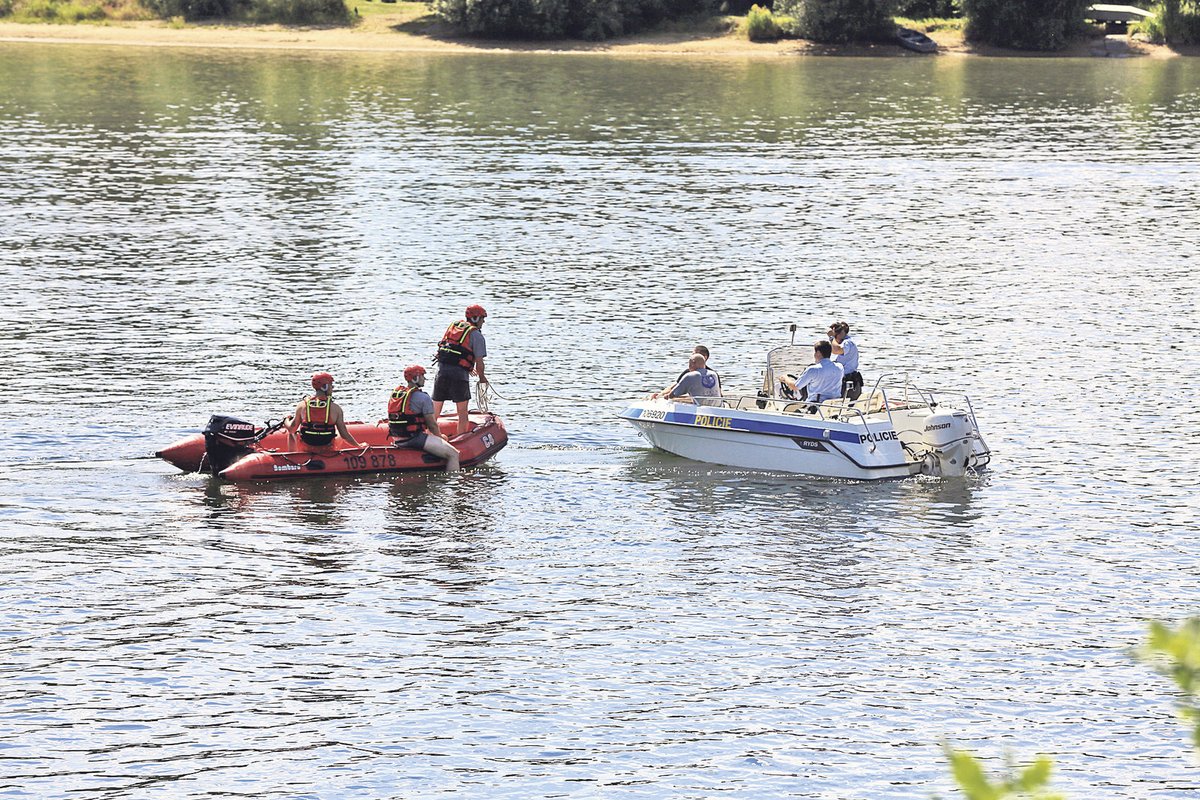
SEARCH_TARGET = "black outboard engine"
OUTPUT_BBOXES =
[202,415,258,475]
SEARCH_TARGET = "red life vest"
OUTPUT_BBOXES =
[387,386,426,440]
[298,395,336,447]
[436,320,477,370]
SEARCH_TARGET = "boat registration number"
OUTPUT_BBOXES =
[343,453,398,470]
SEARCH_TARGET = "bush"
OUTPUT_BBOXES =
[245,0,349,23]
[745,2,780,38]
[962,0,1089,50]
[434,0,715,39]
[0,0,12,15]
[1133,4,1170,41]
[774,0,897,42]
[142,0,245,20]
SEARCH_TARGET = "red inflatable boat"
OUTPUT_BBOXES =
[157,412,507,481]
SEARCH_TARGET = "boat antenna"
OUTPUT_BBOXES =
[788,323,797,345]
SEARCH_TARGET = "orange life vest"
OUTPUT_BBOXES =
[298,395,336,447]
[436,320,477,370]
[387,386,426,440]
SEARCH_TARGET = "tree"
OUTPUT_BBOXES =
[773,0,898,42]
[961,0,1089,50]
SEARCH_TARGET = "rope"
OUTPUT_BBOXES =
[474,378,642,405]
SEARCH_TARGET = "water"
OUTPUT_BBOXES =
[1,45,1198,798]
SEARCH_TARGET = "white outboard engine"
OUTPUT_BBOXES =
[919,410,976,477]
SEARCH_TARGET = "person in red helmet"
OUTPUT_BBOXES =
[386,365,460,472]
[284,371,361,451]
[432,304,489,437]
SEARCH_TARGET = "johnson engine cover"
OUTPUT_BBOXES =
[919,410,974,477]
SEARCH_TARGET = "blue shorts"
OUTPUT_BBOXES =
[394,433,429,450]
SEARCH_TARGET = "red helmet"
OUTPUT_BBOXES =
[465,304,487,320]
[311,371,334,391]
[404,365,426,383]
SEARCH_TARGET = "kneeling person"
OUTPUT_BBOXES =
[388,365,461,472]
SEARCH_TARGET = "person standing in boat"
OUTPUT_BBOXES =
[828,321,863,401]
[432,304,488,437]
[781,341,844,405]
[285,371,362,451]
[388,365,461,472]
[657,353,721,404]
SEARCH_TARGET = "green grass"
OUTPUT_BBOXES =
[345,0,423,19]
[895,15,965,33]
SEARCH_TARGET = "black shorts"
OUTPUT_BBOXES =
[842,371,864,400]
[432,371,471,403]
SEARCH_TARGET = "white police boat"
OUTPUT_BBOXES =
[620,345,991,480]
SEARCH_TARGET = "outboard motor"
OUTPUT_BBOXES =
[919,410,975,477]
[202,415,258,475]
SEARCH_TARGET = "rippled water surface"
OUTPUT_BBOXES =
[1,45,1199,798]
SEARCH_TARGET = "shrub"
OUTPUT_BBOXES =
[0,0,12,15]
[60,0,106,18]
[962,0,1089,50]
[1133,4,1170,41]
[774,0,897,42]
[745,2,780,38]
[245,0,349,24]
[142,0,245,20]
[434,0,715,39]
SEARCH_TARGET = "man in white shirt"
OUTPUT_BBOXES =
[828,321,862,400]
[781,341,844,405]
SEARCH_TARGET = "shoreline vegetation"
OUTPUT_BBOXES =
[2,5,1199,58]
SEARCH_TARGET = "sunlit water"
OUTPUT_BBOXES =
[1,45,1198,798]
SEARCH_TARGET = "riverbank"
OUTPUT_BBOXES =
[1,10,1197,58]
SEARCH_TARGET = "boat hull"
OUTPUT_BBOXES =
[621,401,917,480]
[157,413,507,481]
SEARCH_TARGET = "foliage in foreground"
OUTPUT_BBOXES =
[433,0,716,39]
[946,617,1200,799]
[1138,617,1200,748]
[944,748,1063,800]
[961,0,1089,49]
[773,0,896,42]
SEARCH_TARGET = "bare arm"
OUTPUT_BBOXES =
[285,401,303,449]
[474,356,486,384]
[829,340,845,355]
[333,405,361,448]
[424,410,446,440]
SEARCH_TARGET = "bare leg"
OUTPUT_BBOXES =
[455,401,470,437]
[433,400,444,420]
[423,436,461,472]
